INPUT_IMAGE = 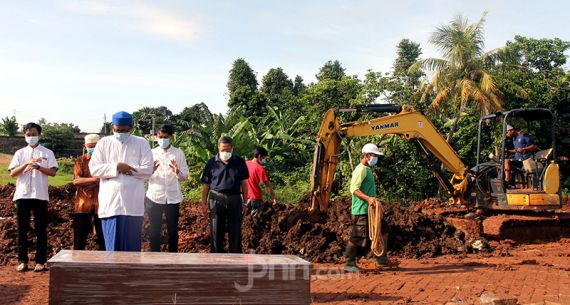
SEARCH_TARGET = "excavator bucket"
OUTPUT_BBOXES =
[310,109,341,212]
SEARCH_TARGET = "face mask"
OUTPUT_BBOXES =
[113,131,130,143]
[368,156,378,166]
[260,158,266,164]
[157,138,170,149]
[86,148,95,155]
[219,151,232,161]
[25,136,39,146]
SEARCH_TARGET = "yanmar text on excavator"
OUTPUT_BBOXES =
[310,104,569,240]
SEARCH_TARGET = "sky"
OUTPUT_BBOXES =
[0,0,568,133]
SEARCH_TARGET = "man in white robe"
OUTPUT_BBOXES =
[89,111,153,251]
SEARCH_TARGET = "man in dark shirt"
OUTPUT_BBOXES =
[505,124,537,188]
[201,136,249,253]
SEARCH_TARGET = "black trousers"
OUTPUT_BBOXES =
[73,212,105,250]
[148,200,180,252]
[209,192,242,253]
[16,199,48,264]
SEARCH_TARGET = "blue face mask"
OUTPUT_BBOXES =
[157,138,170,149]
[113,131,130,143]
[368,156,378,166]
[86,148,95,155]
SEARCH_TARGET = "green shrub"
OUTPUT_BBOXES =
[181,180,202,201]
[57,158,75,175]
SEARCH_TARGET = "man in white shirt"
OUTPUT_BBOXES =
[8,122,58,272]
[89,111,153,251]
[146,124,189,252]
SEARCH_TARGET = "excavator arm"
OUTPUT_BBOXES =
[310,105,471,213]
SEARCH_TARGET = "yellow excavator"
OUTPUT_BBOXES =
[310,104,568,239]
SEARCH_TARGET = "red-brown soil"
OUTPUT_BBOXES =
[2,185,570,304]
[1,184,491,265]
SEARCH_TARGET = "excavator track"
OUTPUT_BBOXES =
[426,206,570,242]
[482,213,570,241]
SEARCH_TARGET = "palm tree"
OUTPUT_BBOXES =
[412,12,503,143]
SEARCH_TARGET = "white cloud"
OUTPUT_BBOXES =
[66,1,200,44]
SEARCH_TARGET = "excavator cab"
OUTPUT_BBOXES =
[473,108,561,210]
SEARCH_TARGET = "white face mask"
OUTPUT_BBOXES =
[113,131,130,143]
[157,138,170,149]
[25,136,39,146]
[368,156,378,166]
[219,151,232,161]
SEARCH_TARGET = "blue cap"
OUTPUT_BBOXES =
[112,111,133,126]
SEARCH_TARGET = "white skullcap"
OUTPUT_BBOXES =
[84,134,100,144]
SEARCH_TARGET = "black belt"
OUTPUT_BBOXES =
[211,190,241,196]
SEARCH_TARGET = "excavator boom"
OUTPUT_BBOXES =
[310,105,471,212]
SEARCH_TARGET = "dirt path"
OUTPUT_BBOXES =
[1,239,569,305]
[312,239,570,304]
[0,153,12,164]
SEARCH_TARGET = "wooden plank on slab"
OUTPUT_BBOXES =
[48,250,311,305]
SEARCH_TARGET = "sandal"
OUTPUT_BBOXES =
[33,263,47,272]
[16,263,28,272]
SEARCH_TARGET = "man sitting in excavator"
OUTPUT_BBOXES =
[504,124,537,189]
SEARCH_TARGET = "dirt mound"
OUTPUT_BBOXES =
[1,184,485,265]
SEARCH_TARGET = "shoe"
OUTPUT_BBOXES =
[16,263,28,272]
[343,264,361,273]
[33,263,47,272]
[507,184,516,189]
[375,255,399,268]
[375,240,398,267]
[343,245,359,272]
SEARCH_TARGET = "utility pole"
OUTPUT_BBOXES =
[149,114,156,136]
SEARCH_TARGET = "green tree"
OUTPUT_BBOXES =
[293,75,306,96]
[174,102,215,130]
[358,70,391,104]
[394,39,423,78]
[132,106,173,135]
[41,122,80,155]
[260,67,294,112]
[0,116,19,136]
[392,39,425,107]
[300,75,363,129]
[411,12,503,143]
[316,60,346,82]
[227,58,263,118]
[507,36,570,72]
[495,36,570,110]
[356,40,424,108]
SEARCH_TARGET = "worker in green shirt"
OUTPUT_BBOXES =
[344,143,393,272]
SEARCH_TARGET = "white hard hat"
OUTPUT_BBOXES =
[362,143,384,156]
[84,134,100,144]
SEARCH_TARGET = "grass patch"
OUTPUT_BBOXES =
[180,178,310,205]
[274,180,310,205]
[0,156,74,187]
